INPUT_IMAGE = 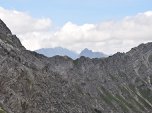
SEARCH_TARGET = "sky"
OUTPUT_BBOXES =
[0,0,152,54]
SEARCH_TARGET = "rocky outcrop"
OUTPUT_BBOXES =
[0,19,152,113]
[0,19,12,35]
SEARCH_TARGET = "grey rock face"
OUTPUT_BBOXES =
[0,19,12,35]
[0,19,152,113]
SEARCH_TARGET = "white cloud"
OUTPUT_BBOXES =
[0,7,52,50]
[0,6,152,54]
[0,7,52,34]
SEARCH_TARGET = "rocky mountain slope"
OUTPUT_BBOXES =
[0,19,152,113]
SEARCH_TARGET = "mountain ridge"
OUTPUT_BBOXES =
[36,47,107,59]
[0,19,152,113]
[35,47,78,59]
[79,48,107,58]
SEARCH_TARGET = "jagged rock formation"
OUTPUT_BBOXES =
[0,19,152,113]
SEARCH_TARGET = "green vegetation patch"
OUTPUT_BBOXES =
[148,54,152,62]
[0,107,6,113]
[123,84,152,111]
[98,86,130,112]
[138,87,152,103]
[98,84,151,113]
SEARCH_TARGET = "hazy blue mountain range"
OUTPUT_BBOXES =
[35,47,107,59]
[79,48,108,58]
[35,47,78,59]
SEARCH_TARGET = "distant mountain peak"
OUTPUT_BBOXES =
[36,47,108,59]
[81,48,92,53]
[80,48,107,58]
[83,48,91,51]
[35,47,78,59]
